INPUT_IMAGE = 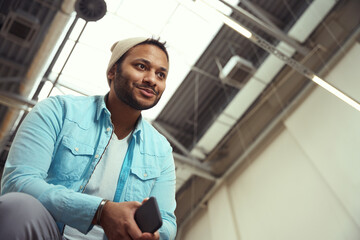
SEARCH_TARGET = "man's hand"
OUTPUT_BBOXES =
[138,231,160,240]
[99,201,159,240]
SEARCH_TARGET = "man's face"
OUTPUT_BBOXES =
[112,44,168,110]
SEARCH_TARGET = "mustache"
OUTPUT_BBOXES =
[134,83,159,96]
[115,72,160,96]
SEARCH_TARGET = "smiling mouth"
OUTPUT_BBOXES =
[139,87,156,95]
[136,84,158,96]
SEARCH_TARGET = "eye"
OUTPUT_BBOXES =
[136,63,146,70]
[157,72,166,79]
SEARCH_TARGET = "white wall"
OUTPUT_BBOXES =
[180,42,360,240]
[181,208,212,240]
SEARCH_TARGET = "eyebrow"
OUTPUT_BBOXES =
[135,58,168,73]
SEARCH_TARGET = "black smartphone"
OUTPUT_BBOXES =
[134,197,163,233]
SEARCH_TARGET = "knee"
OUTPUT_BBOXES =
[0,192,46,220]
[0,192,41,211]
[0,192,61,239]
[0,191,38,202]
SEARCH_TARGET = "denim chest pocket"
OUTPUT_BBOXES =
[124,167,160,202]
[50,136,95,181]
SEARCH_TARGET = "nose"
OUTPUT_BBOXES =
[142,70,156,86]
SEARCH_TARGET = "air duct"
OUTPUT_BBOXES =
[0,10,40,47]
[219,55,256,89]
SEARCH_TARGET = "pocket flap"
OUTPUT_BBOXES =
[130,167,160,180]
[62,136,94,156]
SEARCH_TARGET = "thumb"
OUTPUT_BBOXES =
[141,198,149,205]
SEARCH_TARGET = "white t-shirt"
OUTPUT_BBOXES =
[64,132,130,240]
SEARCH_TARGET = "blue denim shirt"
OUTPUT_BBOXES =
[0,95,177,239]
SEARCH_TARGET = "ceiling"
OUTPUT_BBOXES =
[0,0,359,233]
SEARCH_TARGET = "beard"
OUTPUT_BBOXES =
[113,69,161,110]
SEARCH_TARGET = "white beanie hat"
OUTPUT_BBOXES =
[106,37,148,85]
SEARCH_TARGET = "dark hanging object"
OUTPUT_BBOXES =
[75,0,107,22]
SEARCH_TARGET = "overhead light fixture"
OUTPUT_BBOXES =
[75,0,107,22]
[198,0,252,38]
[311,75,360,111]
[219,13,252,38]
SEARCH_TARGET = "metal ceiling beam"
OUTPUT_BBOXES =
[173,152,215,180]
[0,57,26,72]
[191,66,221,83]
[0,91,36,110]
[151,121,214,174]
[0,77,22,83]
[152,121,216,178]
[152,121,197,159]
[153,120,193,142]
[154,121,193,145]
[218,0,310,56]
[240,0,283,29]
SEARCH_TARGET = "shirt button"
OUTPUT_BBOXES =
[95,154,99,158]
[143,173,148,177]
[74,147,79,152]
[106,127,111,132]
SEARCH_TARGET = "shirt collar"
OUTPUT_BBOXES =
[132,115,144,142]
[96,94,110,121]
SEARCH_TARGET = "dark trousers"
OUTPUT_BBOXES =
[0,192,62,240]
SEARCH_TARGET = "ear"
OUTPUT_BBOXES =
[107,64,117,80]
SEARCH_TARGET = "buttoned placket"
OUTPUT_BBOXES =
[112,134,135,202]
[80,122,114,193]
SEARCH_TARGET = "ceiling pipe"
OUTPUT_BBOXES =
[0,91,36,111]
[22,0,77,99]
[47,19,87,97]
[47,0,107,96]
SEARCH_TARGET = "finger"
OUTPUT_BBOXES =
[127,219,143,239]
[137,232,155,240]
[141,198,149,204]
[140,231,160,240]
[127,201,142,212]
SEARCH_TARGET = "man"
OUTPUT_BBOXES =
[0,37,177,240]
